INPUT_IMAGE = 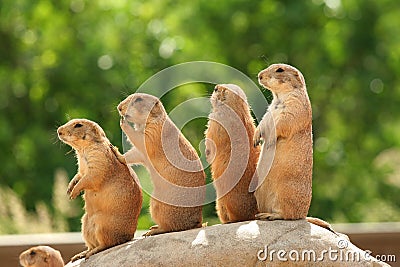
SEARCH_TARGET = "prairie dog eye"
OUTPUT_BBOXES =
[74,123,83,128]
[134,97,143,103]
[29,250,36,256]
[276,68,284,73]
[213,86,218,92]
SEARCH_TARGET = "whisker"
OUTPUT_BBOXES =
[202,89,213,98]
[51,122,63,145]
[53,137,65,148]
[120,90,130,98]
[65,148,74,155]
[51,136,60,145]
[260,55,269,64]
[249,72,259,79]
[120,83,133,97]
[108,103,119,115]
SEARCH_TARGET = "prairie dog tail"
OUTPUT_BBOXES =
[306,217,337,235]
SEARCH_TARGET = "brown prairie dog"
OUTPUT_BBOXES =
[205,84,259,223]
[57,119,142,261]
[19,246,64,267]
[253,64,334,232]
[118,93,205,236]
[253,63,313,221]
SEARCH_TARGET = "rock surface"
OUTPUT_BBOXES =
[65,220,390,267]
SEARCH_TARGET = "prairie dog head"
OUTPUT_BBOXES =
[57,118,106,149]
[258,64,306,93]
[117,93,166,126]
[19,246,64,267]
[210,84,248,109]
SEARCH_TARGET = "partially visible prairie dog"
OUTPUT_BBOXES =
[254,64,334,232]
[118,93,205,236]
[205,84,259,223]
[57,119,142,261]
[19,246,64,267]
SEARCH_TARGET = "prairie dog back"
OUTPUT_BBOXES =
[205,84,259,223]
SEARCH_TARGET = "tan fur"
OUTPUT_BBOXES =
[253,64,335,233]
[57,119,142,261]
[19,246,64,267]
[254,63,313,220]
[205,84,259,223]
[118,93,205,236]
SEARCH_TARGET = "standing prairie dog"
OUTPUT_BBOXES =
[19,246,64,267]
[205,84,259,223]
[254,64,333,231]
[118,93,205,236]
[57,119,142,261]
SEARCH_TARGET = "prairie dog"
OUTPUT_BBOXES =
[57,119,142,261]
[118,93,205,236]
[205,84,259,223]
[253,64,334,232]
[19,246,64,267]
[254,63,313,220]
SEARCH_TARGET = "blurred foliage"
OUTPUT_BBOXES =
[0,0,400,233]
[0,169,79,234]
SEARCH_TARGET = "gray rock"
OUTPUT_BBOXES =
[65,220,390,267]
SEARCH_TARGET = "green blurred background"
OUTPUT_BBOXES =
[0,0,400,234]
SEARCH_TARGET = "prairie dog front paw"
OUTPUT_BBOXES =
[253,126,264,147]
[120,116,129,129]
[67,175,80,195]
[69,185,81,200]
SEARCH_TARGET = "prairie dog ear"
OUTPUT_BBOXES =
[44,252,50,262]
[150,100,164,119]
[92,123,106,140]
[98,127,106,138]
[298,71,305,86]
